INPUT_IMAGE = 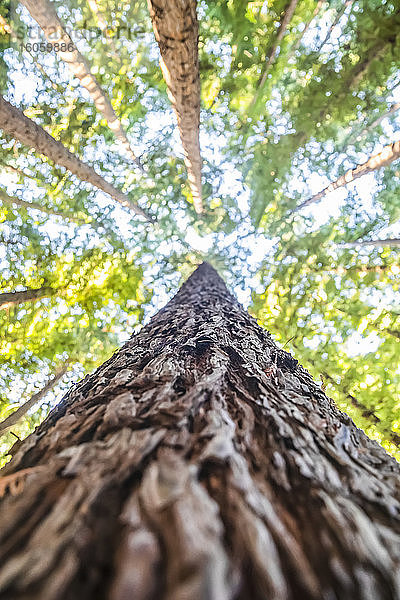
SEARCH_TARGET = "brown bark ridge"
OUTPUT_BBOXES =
[0,367,68,436]
[20,0,145,174]
[0,262,399,600]
[0,96,153,222]
[294,140,400,212]
[148,0,203,214]
[0,286,53,309]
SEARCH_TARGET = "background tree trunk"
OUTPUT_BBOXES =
[20,0,144,173]
[0,367,68,436]
[0,96,152,221]
[148,0,203,214]
[294,140,400,212]
[343,238,400,249]
[0,286,53,309]
[0,263,399,599]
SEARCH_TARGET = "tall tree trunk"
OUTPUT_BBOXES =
[0,96,152,222]
[294,140,400,212]
[0,262,399,599]
[0,367,68,436]
[20,0,144,173]
[0,286,53,309]
[148,0,203,214]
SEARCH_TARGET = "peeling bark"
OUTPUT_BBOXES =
[0,96,152,222]
[0,262,399,600]
[294,140,400,212]
[20,0,144,173]
[148,0,203,213]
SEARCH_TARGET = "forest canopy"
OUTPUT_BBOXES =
[0,0,399,461]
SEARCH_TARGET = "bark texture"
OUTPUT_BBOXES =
[295,140,400,212]
[0,96,152,221]
[148,0,203,213]
[0,367,67,436]
[20,0,144,173]
[0,286,53,309]
[0,263,399,600]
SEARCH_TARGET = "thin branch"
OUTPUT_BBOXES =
[286,0,323,61]
[0,367,68,436]
[250,0,299,108]
[315,0,353,54]
[341,238,400,249]
[0,187,90,225]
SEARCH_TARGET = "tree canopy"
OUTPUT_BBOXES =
[0,0,399,461]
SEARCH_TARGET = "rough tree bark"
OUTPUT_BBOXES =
[0,96,152,221]
[148,0,203,214]
[0,286,53,309]
[20,0,144,173]
[0,263,399,599]
[294,140,400,212]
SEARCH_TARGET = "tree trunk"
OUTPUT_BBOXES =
[0,367,68,436]
[294,140,400,212]
[0,286,54,309]
[0,96,152,222]
[148,0,203,214]
[0,262,399,600]
[20,0,144,173]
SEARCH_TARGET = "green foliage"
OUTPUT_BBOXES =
[0,0,399,460]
